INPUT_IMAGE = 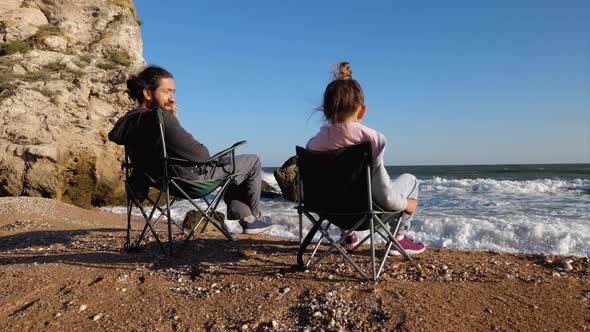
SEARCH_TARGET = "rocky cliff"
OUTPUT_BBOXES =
[0,0,144,207]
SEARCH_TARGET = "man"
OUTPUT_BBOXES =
[109,65,273,234]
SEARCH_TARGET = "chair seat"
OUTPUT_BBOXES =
[163,176,233,199]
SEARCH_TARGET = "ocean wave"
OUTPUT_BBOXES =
[420,177,590,194]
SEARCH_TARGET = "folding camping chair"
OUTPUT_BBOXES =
[295,143,414,281]
[118,108,245,255]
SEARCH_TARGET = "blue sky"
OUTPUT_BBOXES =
[135,1,590,166]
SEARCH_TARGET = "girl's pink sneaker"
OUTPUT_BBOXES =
[389,236,426,255]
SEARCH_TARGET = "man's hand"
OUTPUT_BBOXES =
[404,198,418,215]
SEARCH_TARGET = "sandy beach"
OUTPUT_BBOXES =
[0,196,588,331]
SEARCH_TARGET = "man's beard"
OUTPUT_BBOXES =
[170,103,178,117]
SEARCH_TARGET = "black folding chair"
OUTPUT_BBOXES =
[114,108,245,255]
[295,143,414,281]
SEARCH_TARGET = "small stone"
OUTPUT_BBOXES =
[121,288,127,293]
[214,290,220,294]
[280,287,291,294]
[92,314,102,321]
[484,308,493,314]
[552,271,561,277]
[271,320,278,328]
[79,304,87,312]
[173,315,180,321]
[564,261,573,271]
[54,313,61,318]
[328,319,336,328]
[238,249,256,257]
[240,324,249,331]
[312,311,322,318]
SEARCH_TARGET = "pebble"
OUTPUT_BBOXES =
[92,314,102,321]
[79,304,87,312]
[238,249,256,257]
[54,313,61,318]
[312,311,322,318]
[173,315,180,321]
[271,320,278,328]
[239,324,249,331]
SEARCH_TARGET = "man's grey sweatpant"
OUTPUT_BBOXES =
[192,154,262,220]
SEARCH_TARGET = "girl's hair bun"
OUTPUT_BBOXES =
[333,61,352,80]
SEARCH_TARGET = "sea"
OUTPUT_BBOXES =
[106,164,590,257]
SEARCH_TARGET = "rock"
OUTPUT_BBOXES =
[182,210,222,233]
[79,304,87,312]
[92,313,102,321]
[271,320,278,328]
[261,179,282,198]
[0,7,48,41]
[0,0,145,208]
[239,324,249,331]
[238,249,256,258]
[273,156,299,202]
[0,150,25,195]
[43,35,67,52]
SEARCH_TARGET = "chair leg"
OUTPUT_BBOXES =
[125,197,132,250]
[129,195,166,254]
[165,182,173,256]
[375,215,414,261]
[303,216,371,281]
[298,208,303,245]
[314,226,371,280]
[370,218,376,281]
[135,186,165,248]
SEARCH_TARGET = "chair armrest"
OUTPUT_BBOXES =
[161,141,247,168]
[204,140,247,163]
[162,157,198,167]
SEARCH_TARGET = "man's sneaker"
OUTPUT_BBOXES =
[389,236,426,255]
[240,215,273,235]
[343,231,360,247]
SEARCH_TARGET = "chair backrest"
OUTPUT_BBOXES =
[296,143,373,229]
[110,108,168,200]
[121,108,167,177]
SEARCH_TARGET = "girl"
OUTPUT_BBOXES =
[306,62,425,255]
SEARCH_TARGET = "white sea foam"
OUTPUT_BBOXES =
[261,171,280,191]
[421,177,590,194]
[104,173,590,257]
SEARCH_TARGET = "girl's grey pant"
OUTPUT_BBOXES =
[382,173,419,237]
[191,154,262,220]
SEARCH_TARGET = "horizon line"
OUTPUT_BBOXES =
[262,162,590,168]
